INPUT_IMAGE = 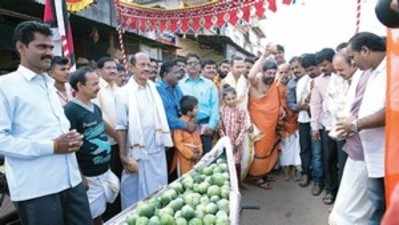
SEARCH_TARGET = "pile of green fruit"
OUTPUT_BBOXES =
[120,158,230,225]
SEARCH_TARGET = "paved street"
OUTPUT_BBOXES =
[240,177,330,225]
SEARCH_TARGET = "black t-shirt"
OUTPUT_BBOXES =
[64,100,111,177]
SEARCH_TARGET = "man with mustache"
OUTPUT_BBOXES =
[49,56,73,106]
[0,21,91,225]
[217,59,230,80]
[246,44,285,190]
[179,53,219,154]
[116,52,172,209]
[64,67,120,225]
[297,53,324,197]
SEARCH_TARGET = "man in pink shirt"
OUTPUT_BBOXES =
[311,48,348,205]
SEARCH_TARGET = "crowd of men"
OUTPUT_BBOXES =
[0,19,387,225]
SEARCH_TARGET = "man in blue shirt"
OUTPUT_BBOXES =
[157,60,197,132]
[179,54,220,153]
[0,21,92,225]
[157,60,197,182]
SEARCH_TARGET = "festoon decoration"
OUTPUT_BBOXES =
[113,0,288,33]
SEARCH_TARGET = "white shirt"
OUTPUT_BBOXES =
[358,58,386,178]
[325,74,351,128]
[94,78,119,145]
[296,75,312,123]
[0,66,82,201]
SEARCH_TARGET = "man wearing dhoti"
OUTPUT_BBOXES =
[115,52,173,209]
[277,63,301,181]
[246,45,285,190]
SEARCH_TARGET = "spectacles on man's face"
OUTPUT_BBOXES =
[187,61,200,66]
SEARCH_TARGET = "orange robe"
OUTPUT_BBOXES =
[171,115,203,176]
[248,83,282,177]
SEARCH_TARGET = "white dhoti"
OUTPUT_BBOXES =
[120,148,168,210]
[329,158,372,225]
[116,79,172,210]
[279,131,301,167]
[86,169,120,218]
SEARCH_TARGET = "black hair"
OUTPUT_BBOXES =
[97,57,115,69]
[222,84,237,98]
[315,48,335,64]
[349,32,386,52]
[117,63,125,72]
[289,56,302,64]
[180,95,198,115]
[244,57,255,64]
[219,59,230,65]
[69,67,94,91]
[51,56,69,69]
[186,53,200,61]
[230,56,244,65]
[276,44,285,53]
[128,54,136,66]
[160,60,178,78]
[262,60,278,71]
[175,58,186,64]
[300,53,318,68]
[13,21,52,46]
[375,0,399,28]
[336,42,348,51]
[201,59,216,68]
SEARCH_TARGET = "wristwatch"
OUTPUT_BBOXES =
[351,119,359,133]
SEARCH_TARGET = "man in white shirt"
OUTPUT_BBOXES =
[94,57,122,219]
[296,53,324,196]
[337,32,387,225]
[0,21,92,225]
[116,52,172,209]
[95,57,121,177]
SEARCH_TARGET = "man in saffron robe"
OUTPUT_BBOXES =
[246,45,285,189]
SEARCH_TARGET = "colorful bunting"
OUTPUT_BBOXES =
[117,0,269,33]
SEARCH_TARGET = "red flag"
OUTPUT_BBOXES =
[228,9,238,26]
[191,18,201,32]
[44,0,75,69]
[255,0,265,17]
[283,0,292,4]
[242,5,251,22]
[268,0,277,12]
[180,18,190,33]
[204,15,213,30]
[217,12,226,28]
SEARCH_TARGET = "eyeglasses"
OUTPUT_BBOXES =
[187,61,200,66]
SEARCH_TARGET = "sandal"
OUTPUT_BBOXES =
[246,178,272,190]
[323,193,335,205]
[258,181,272,190]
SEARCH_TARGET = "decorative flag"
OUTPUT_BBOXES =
[268,0,277,12]
[44,0,76,69]
[283,0,292,5]
[116,0,279,33]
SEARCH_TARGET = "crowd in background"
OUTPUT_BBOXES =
[0,20,387,225]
